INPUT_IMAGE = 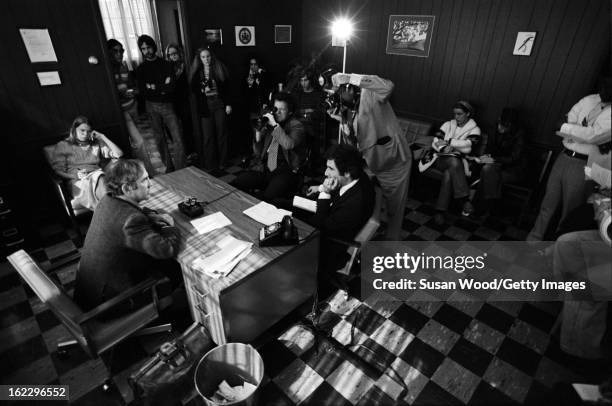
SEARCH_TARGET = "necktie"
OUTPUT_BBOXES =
[267,138,279,172]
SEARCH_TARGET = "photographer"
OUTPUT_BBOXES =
[327,73,411,240]
[232,92,307,202]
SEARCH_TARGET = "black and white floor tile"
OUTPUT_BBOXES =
[1,161,609,405]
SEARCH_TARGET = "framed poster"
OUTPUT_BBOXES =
[274,25,291,44]
[235,26,255,47]
[385,15,435,57]
[204,28,223,45]
[513,32,536,56]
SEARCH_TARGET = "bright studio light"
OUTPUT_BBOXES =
[331,18,354,40]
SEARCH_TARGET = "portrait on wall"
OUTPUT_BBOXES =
[235,26,255,47]
[274,25,291,44]
[386,15,435,57]
[204,28,223,45]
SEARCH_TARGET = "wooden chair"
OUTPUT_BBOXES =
[335,182,384,276]
[42,144,89,244]
[7,249,172,359]
[503,144,553,226]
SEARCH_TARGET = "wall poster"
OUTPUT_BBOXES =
[385,15,435,57]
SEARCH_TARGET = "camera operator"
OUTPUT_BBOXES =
[326,73,411,240]
[232,92,307,203]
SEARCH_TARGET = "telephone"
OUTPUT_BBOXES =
[259,215,298,247]
[178,197,204,218]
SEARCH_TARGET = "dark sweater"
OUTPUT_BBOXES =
[73,196,180,311]
[136,58,175,103]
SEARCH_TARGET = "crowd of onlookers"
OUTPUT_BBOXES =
[46,36,611,370]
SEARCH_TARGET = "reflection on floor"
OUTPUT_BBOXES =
[0,163,608,405]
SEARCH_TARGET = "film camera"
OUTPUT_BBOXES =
[199,77,212,92]
[251,106,278,131]
[178,197,204,218]
[318,68,361,112]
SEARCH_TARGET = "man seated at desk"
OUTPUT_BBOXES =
[73,159,183,318]
[233,92,307,203]
[304,144,375,279]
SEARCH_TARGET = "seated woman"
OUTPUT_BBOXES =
[49,116,123,210]
[473,107,526,215]
[421,101,481,225]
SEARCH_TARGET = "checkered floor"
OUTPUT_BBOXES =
[0,161,609,405]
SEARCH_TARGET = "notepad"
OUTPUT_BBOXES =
[293,196,317,213]
[190,212,231,235]
[243,201,292,226]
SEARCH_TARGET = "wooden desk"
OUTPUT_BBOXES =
[145,167,319,344]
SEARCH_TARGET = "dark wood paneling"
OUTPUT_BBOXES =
[0,0,125,231]
[302,0,610,144]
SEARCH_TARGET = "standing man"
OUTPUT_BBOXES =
[527,78,611,241]
[107,39,156,175]
[136,34,186,171]
[73,159,181,316]
[328,73,411,240]
[232,92,307,202]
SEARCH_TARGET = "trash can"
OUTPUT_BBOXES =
[194,343,264,406]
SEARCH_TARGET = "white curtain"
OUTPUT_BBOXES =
[98,0,158,70]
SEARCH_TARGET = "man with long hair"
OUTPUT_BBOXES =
[136,34,186,172]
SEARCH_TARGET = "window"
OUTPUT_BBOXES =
[98,0,158,69]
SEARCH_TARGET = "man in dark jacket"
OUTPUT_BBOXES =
[306,144,375,277]
[233,92,307,202]
[73,159,181,316]
[136,34,186,170]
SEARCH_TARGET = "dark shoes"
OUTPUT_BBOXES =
[434,212,446,226]
[461,201,475,217]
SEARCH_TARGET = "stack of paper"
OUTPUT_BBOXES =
[190,212,231,235]
[211,380,257,403]
[243,201,292,226]
[192,236,252,278]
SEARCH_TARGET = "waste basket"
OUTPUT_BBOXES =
[194,343,264,406]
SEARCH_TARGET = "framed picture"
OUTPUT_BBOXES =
[513,32,536,56]
[204,28,223,45]
[235,26,255,47]
[385,15,435,57]
[274,25,291,44]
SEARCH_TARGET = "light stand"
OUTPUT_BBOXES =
[331,18,354,143]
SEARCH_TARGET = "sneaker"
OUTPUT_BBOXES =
[461,201,475,217]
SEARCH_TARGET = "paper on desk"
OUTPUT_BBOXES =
[191,235,252,278]
[572,383,602,402]
[190,212,231,235]
[293,196,317,213]
[243,201,292,225]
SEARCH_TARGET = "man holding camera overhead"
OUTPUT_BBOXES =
[327,73,411,240]
[232,92,307,202]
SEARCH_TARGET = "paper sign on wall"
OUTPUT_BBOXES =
[37,71,61,86]
[19,29,58,63]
